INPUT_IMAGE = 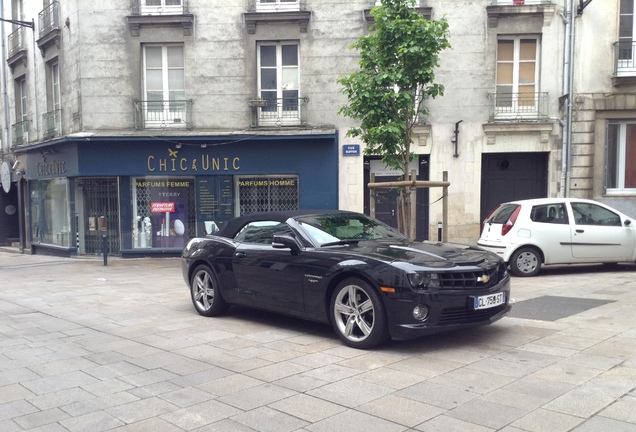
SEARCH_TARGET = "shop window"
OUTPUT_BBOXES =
[132,177,195,248]
[236,175,299,215]
[606,121,636,193]
[30,178,71,247]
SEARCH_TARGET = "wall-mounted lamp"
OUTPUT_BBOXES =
[175,143,182,149]
[451,120,463,158]
[201,144,207,149]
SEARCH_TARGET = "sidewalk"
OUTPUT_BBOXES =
[1,251,635,431]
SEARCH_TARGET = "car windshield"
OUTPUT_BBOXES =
[296,213,407,246]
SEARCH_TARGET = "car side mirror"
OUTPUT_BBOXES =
[625,219,632,226]
[272,235,300,251]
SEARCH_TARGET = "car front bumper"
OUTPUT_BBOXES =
[384,277,512,341]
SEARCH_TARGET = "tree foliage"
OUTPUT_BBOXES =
[337,0,450,237]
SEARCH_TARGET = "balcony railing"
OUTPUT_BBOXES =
[255,0,300,12]
[132,0,187,15]
[7,27,27,59]
[491,0,552,4]
[613,41,636,76]
[39,2,60,37]
[488,92,549,122]
[42,109,62,140]
[11,120,29,146]
[134,100,193,130]
[250,97,308,127]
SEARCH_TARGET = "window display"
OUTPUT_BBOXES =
[30,178,71,247]
[132,177,195,248]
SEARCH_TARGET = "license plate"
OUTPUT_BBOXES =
[473,292,506,310]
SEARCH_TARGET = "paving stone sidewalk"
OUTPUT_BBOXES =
[1,252,635,432]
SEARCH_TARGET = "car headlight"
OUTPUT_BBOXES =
[407,272,441,290]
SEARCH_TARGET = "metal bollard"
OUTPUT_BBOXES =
[437,221,442,242]
[102,235,108,266]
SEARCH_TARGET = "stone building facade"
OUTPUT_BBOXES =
[0,0,631,256]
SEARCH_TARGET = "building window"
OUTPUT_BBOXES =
[142,44,186,128]
[139,0,183,15]
[257,42,302,126]
[606,121,636,192]
[495,37,539,118]
[236,175,299,215]
[43,60,61,139]
[617,0,636,72]
[16,77,27,122]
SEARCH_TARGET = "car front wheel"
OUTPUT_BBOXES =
[330,278,389,349]
[190,264,229,317]
[510,247,541,277]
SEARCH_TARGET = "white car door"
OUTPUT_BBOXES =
[569,202,636,261]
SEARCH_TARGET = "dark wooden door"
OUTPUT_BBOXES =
[480,152,548,222]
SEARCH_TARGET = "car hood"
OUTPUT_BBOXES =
[325,240,496,268]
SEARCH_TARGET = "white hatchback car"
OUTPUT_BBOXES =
[478,198,636,277]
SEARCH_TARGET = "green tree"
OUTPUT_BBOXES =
[338,0,450,238]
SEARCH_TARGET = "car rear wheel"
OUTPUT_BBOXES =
[190,264,229,317]
[510,247,541,277]
[330,278,389,349]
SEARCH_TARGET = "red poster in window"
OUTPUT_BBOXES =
[151,202,175,213]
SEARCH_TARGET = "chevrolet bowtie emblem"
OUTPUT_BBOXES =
[477,275,490,283]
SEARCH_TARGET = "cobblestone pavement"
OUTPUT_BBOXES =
[1,251,635,432]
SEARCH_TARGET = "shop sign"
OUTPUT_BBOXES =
[1,161,10,193]
[147,148,240,173]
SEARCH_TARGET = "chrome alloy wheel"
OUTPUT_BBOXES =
[333,283,376,343]
[189,265,228,317]
[192,268,215,312]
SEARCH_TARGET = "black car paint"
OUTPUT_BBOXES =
[182,216,511,341]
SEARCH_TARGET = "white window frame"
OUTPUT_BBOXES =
[495,36,540,118]
[50,61,60,111]
[255,0,299,13]
[18,78,27,122]
[606,120,636,194]
[617,0,636,73]
[257,42,301,126]
[492,0,544,5]
[139,0,183,15]
[142,44,186,128]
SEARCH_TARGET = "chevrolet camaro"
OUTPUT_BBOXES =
[182,210,511,349]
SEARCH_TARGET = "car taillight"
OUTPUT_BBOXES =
[481,208,497,233]
[501,206,521,236]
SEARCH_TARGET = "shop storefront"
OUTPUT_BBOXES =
[20,133,338,257]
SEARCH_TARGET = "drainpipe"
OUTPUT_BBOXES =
[0,0,9,154]
[560,0,574,198]
[565,0,576,197]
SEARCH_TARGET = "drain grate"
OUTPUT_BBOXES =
[509,296,615,322]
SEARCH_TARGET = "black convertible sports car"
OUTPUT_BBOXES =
[182,210,511,349]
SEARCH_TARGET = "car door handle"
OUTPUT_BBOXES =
[576,229,584,233]
[235,252,247,258]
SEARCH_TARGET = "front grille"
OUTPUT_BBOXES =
[437,263,507,290]
[438,304,508,325]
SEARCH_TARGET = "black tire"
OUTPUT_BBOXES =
[329,278,389,349]
[510,247,541,277]
[190,264,229,317]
